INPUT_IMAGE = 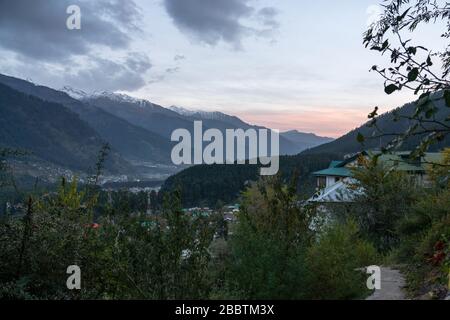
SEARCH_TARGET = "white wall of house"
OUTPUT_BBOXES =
[317,176,345,188]
[326,176,337,187]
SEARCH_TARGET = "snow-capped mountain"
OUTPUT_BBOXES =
[89,91,149,107]
[60,86,89,100]
[0,74,336,178]
[61,86,153,108]
[60,85,334,155]
[169,105,252,127]
[169,105,233,119]
[168,105,197,116]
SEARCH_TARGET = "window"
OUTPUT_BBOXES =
[317,177,326,188]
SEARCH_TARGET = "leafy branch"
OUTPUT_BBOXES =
[362,0,450,159]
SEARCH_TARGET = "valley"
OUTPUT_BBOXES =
[1,0,449,303]
[0,73,334,189]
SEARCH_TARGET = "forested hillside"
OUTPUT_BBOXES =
[159,153,340,207]
[0,74,173,164]
[0,83,127,172]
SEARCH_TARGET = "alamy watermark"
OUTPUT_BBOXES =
[66,265,81,290]
[66,5,81,30]
[366,265,381,290]
[171,121,280,175]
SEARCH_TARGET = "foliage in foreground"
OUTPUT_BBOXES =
[0,179,216,299]
[1,147,448,300]
[211,177,379,300]
[305,221,379,300]
[339,150,450,298]
[0,172,382,300]
[349,156,421,252]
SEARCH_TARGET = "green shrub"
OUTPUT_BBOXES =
[350,161,420,252]
[403,214,450,296]
[305,220,379,300]
[390,186,450,297]
[222,177,314,300]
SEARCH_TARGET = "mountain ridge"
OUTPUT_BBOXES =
[0,82,129,173]
[301,92,450,156]
[0,74,174,166]
[81,91,332,155]
[0,73,335,179]
[159,93,450,206]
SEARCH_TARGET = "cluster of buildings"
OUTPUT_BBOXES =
[182,204,240,222]
[183,207,214,218]
[223,204,240,222]
[309,151,443,203]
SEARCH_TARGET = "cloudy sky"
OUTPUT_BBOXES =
[0,0,443,137]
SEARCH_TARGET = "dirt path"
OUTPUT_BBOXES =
[366,267,407,300]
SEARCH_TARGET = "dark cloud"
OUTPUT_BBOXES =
[257,7,280,29]
[163,0,279,48]
[165,67,180,74]
[126,52,153,73]
[174,54,186,61]
[0,0,141,61]
[147,65,182,85]
[66,54,152,92]
[0,0,152,91]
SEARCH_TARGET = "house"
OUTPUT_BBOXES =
[309,151,443,203]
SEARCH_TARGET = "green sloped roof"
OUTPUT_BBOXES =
[312,166,352,177]
[312,151,443,177]
[376,152,443,172]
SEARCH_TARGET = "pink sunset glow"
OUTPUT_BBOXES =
[235,108,370,139]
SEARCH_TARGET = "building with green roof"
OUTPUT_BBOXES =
[310,151,443,203]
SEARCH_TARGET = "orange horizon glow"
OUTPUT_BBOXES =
[234,108,370,139]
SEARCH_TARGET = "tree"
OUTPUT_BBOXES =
[0,148,26,190]
[109,190,216,299]
[363,0,450,157]
[349,155,421,252]
[0,177,104,299]
[225,176,316,299]
[306,220,378,300]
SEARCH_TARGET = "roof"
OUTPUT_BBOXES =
[312,151,443,177]
[313,166,352,177]
[372,152,443,172]
[313,157,352,177]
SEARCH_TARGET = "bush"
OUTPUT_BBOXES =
[221,177,380,300]
[0,180,217,299]
[350,158,421,252]
[402,214,450,297]
[305,220,379,300]
[227,218,310,299]
[221,177,314,299]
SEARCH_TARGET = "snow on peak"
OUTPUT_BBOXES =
[193,111,229,120]
[90,91,147,106]
[60,86,153,108]
[168,105,197,116]
[60,86,89,100]
[168,106,228,120]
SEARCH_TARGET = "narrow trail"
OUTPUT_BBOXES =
[366,267,407,300]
